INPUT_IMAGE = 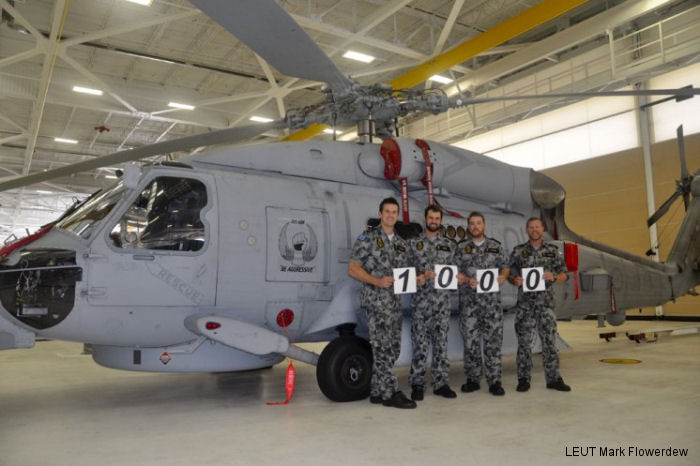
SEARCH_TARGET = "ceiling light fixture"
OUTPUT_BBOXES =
[72,86,103,96]
[249,116,274,123]
[428,75,453,84]
[323,128,343,135]
[168,102,195,110]
[124,0,153,6]
[343,50,375,63]
[54,138,78,144]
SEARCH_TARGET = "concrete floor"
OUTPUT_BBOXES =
[0,320,698,466]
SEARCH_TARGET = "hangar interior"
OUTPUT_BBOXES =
[1,1,699,464]
[1,0,698,317]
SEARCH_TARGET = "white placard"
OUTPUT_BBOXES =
[393,267,416,294]
[476,268,499,293]
[434,265,458,290]
[522,267,546,292]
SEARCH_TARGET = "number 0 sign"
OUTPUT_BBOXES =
[434,265,458,290]
[476,268,499,293]
[522,267,545,292]
[393,267,416,294]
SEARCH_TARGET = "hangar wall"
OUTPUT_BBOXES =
[543,132,700,317]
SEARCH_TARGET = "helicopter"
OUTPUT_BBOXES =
[0,0,698,402]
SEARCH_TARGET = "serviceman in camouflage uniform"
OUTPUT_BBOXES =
[508,217,571,393]
[456,212,509,396]
[348,197,416,409]
[408,205,458,401]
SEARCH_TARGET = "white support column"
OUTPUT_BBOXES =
[635,82,665,317]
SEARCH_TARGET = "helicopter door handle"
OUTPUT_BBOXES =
[132,254,155,261]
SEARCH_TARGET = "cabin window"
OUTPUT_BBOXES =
[110,177,207,252]
[57,183,125,239]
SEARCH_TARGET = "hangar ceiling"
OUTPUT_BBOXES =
[1,0,699,240]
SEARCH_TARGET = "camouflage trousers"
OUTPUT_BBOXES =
[514,303,560,383]
[409,293,451,390]
[459,293,503,386]
[364,302,402,399]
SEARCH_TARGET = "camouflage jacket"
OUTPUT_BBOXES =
[350,227,411,308]
[456,237,508,296]
[409,232,457,297]
[509,241,567,307]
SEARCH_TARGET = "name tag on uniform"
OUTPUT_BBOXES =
[434,265,458,290]
[522,267,546,292]
[477,268,499,293]
[393,267,416,294]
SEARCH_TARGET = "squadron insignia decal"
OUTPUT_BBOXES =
[279,219,318,272]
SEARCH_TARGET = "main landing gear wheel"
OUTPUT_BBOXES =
[316,336,372,402]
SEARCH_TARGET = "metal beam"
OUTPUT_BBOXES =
[21,0,69,176]
[60,9,198,48]
[432,0,466,56]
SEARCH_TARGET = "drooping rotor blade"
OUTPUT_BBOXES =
[677,125,690,209]
[189,0,352,93]
[677,125,690,180]
[451,87,700,107]
[647,190,682,227]
[0,121,283,192]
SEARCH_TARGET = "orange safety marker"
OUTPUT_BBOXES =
[265,361,296,405]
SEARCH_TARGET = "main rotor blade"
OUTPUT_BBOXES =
[451,87,700,107]
[0,122,282,192]
[677,125,689,180]
[647,190,682,227]
[189,0,352,92]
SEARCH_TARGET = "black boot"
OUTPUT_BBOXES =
[411,385,424,401]
[382,391,417,409]
[488,381,505,396]
[460,380,480,393]
[546,377,571,392]
[516,378,530,392]
[433,384,457,398]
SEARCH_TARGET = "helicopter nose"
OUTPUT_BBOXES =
[0,249,82,332]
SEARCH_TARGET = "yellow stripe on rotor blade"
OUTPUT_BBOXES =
[391,0,588,90]
[283,123,328,141]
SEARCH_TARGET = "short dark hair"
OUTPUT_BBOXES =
[424,204,442,218]
[526,217,544,228]
[468,211,485,223]
[379,197,399,213]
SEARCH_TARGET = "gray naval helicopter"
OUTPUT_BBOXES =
[0,0,698,402]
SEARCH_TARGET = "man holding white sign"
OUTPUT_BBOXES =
[349,197,416,409]
[508,217,570,393]
[456,212,509,396]
[407,205,458,402]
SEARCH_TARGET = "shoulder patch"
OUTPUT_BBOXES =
[377,237,384,249]
[416,241,424,251]
[358,233,367,241]
[521,249,531,258]
[464,245,472,254]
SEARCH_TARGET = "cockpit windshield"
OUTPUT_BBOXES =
[56,183,125,239]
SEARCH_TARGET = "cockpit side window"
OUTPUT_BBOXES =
[109,177,207,252]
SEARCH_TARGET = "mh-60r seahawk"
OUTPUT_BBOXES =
[0,0,698,402]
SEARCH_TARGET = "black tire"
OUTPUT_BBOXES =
[316,336,372,402]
